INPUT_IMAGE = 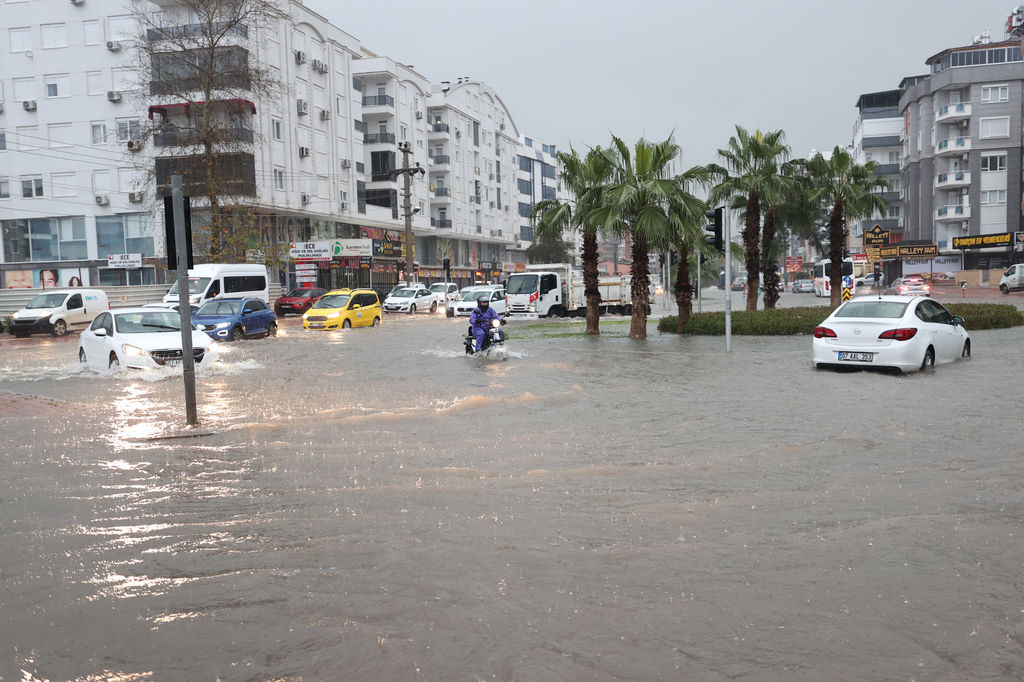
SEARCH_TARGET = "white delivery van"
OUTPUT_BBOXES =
[163,263,269,306]
[9,289,110,337]
[999,263,1024,294]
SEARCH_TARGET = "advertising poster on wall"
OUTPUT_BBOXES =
[902,255,962,280]
[3,268,90,289]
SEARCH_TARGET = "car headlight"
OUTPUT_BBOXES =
[327,311,340,319]
[215,322,231,329]
[122,344,148,357]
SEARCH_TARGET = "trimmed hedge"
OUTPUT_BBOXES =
[658,303,1023,335]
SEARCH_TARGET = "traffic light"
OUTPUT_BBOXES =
[704,207,723,252]
[443,257,451,271]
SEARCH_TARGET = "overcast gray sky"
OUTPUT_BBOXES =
[305,0,1016,165]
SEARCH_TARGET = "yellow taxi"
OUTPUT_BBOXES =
[301,289,382,330]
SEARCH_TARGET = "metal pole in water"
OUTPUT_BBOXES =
[724,206,732,353]
[171,175,198,425]
[697,252,702,314]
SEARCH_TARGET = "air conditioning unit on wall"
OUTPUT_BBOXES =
[107,90,122,103]
[23,100,37,112]
[106,40,121,52]
[296,99,309,115]
[319,109,330,121]
[300,192,310,204]
[95,195,109,205]
[294,50,306,64]
[298,146,310,158]
[128,191,144,203]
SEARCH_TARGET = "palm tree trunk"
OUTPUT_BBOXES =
[828,200,844,307]
[674,245,692,333]
[628,228,650,339]
[582,229,600,335]
[743,191,761,311]
[761,208,780,309]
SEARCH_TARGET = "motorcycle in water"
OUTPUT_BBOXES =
[464,317,507,355]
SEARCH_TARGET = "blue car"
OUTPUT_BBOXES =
[191,297,277,341]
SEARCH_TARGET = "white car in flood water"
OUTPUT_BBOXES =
[812,296,970,373]
[78,308,215,370]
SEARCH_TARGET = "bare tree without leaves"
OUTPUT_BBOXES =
[132,0,284,262]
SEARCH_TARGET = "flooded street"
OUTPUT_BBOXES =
[2,312,1023,681]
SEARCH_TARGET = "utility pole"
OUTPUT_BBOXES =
[395,142,424,282]
[171,175,198,425]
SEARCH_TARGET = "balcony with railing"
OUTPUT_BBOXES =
[152,126,254,147]
[430,154,451,165]
[935,102,972,123]
[364,132,395,144]
[362,95,394,107]
[431,217,453,228]
[147,21,248,41]
[935,137,971,156]
[433,187,452,200]
[428,123,450,137]
[935,204,971,221]
[155,151,256,197]
[935,171,971,189]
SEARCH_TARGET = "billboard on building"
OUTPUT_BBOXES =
[4,268,90,289]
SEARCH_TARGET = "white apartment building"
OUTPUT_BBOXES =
[1,0,434,292]
[850,90,903,248]
[511,135,576,267]
[425,79,519,282]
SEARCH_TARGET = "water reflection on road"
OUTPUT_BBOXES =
[2,313,1023,680]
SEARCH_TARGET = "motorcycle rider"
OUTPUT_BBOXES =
[469,295,502,352]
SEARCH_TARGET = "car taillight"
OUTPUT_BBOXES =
[813,326,837,338]
[898,286,908,292]
[879,328,918,341]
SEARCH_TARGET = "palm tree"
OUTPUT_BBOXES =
[531,147,612,334]
[806,147,890,306]
[759,159,804,308]
[662,170,711,331]
[708,126,790,311]
[591,135,693,339]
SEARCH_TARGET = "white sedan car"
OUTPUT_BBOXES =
[449,287,506,317]
[812,295,970,373]
[78,308,215,370]
[383,287,438,314]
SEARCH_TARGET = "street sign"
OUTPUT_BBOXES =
[842,287,851,301]
[107,253,142,269]
[785,256,803,273]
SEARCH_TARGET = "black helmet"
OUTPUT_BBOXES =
[477,296,489,306]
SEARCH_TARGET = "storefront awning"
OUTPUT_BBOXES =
[148,98,256,120]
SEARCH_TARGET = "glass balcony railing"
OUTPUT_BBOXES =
[362,95,394,107]
[430,123,449,133]
[364,132,395,144]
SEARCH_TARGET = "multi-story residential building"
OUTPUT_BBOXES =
[0,0,436,293]
[0,0,154,288]
[900,35,1024,270]
[425,78,518,283]
[511,135,577,268]
[851,90,903,249]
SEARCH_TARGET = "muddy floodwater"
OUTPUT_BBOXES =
[1,314,1023,681]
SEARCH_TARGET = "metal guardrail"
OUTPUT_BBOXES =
[0,284,283,318]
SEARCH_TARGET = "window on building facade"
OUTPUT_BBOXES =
[51,172,76,197]
[0,131,5,151]
[524,138,533,147]
[273,168,284,189]
[40,23,67,49]
[9,27,31,53]
[92,170,111,193]
[86,71,104,95]
[82,20,102,46]
[0,178,9,199]
[91,123,106,145]
[271,119,282,140]
[888,151,899,164]
[517,178,532,195]
[107,16,134,42]
[518,155,531,172]
[12,77,34,101]
[96,214,155,258]
[21,175,43,198]
[981,153,1007,171]
[520,226,533,241]
[44,73,70,98]
[16,126,39,150]
[518,202,532,218]
[981,85,1009,103]
[116,119,141,142]
[47,123,72,147]
[979,117,1010,138]
[980,189,1007,205]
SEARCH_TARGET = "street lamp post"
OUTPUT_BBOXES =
[395,141,425,282]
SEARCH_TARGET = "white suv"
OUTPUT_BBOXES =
[449,286,506,317]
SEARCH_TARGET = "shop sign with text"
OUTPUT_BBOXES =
[952,232,1012,250]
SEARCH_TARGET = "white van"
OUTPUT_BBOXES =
[999,263,1024,294]
[163,263,269,306]
[9,289,110,337]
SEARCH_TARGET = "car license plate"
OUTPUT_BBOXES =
[165,359,182,367]
[310,322,324,329]
[838,352,873,362]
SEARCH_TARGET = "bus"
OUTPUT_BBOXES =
[813,258,859,298]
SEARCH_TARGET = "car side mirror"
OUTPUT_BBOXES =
[95,328,107,337]
[952,316,964,326]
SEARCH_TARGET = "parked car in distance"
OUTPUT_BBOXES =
[302,289,381,330]
[429,282,459,307]
[9,289,109,337]
[191,297,277,341]
[730,277,747,291]
[274,287,326,316]
[792,279,814,293]
[78,308,214,370]
[383,287,438,314]
[812,295,969,373]
[387,281,426,298]
[885,275,931,297]
[449,286,506,317]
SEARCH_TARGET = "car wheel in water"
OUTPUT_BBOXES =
[920,347,935,371]
[373,317,381,327]
[1000,284,1009,295]
[408,305,416,315]
[962,340,971,358]
[108,353,119,369]
[267,321,278,337]
[79,348,87,363]
[342,318,352,329]
[430,301,437,313]
[231,326,244,342]
[51,319,67,337]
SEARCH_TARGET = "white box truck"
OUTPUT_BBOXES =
[505,263,631,319]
